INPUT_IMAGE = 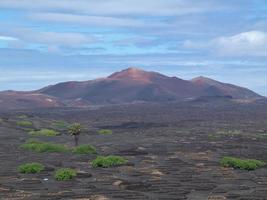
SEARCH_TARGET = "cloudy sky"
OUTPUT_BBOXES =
[0,0,267,95]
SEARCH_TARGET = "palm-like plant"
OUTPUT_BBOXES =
[68,123,81,146]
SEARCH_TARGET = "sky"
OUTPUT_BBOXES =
[0,0,267,95]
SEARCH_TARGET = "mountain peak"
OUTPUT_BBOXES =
[125,67,144,72]
[122,67,146,76]
[108,67,163,82]
[109,67,144,77]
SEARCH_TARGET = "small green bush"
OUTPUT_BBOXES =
[255,133,267,139]
[17,120,33,127]
[51,121,70,130]
[18,162,44,174]
[91,156,128,168]
[54,168,76,181]
[29,129,59,136]
[220,156,265,170]
[207,134,221,140]
[72,144,97,154]
[21,140,69,153]
[216,130,242,137]
[98,129,113,135]
[17,115,28,119]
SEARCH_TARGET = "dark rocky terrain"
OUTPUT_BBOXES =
[1,99,267,199]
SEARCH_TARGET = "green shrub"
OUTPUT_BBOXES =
[17,115,28,119]
[255,133,267,139]
[17,120,33,127]
[51,121,70,130]
[72,144,97,154]
[98,129,113,135]
[220,156,265,170]
[29,129,59,136]
[54,168,76,181]
[216,130,242,137]
[21,140,69,153]
[91,156,128,168]
[18,162,44,174]
[207,134,221,140]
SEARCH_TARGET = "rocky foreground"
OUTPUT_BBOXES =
[1,101,267,199]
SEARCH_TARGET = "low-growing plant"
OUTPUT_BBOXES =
[220,156,265,170]
[17,120,33,127]
[54,168,76,181]
[91,156,128,168]
[29,129,59,136]
[51,120,70,130]
[217,130,242,137]
[207,134,221,140]
[17,114,28,119]
[18,162,44,174]
[72,144,97,154]
[21,140,69,153]
[98,129,113,135]
[255,133,267,139]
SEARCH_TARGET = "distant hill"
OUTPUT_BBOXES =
[190,76,261,99]
[0,91,64,110]
[0,68,263,109]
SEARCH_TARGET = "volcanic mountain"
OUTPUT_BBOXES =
[0,68,263,109]
[39,68,261,104]
[39,68,203,104]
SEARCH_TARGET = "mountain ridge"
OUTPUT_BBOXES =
[0,67,263,109]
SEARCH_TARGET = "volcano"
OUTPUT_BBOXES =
[0,68,263,109]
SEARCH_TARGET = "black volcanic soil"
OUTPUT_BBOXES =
[1,100,267,200]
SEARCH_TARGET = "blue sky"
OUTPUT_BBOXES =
[0,0,267,95]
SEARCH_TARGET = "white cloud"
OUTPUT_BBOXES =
[29,12,146,27]
[115,37,159,48]
[0,35,18,41]
[215,31,267,56]
[0,28,96,48]
[31,31,95,47]
[0,0,224,16]
[28,12,194,32]
[184,31,267,57]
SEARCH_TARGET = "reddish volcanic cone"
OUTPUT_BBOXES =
[0,68,262,109]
